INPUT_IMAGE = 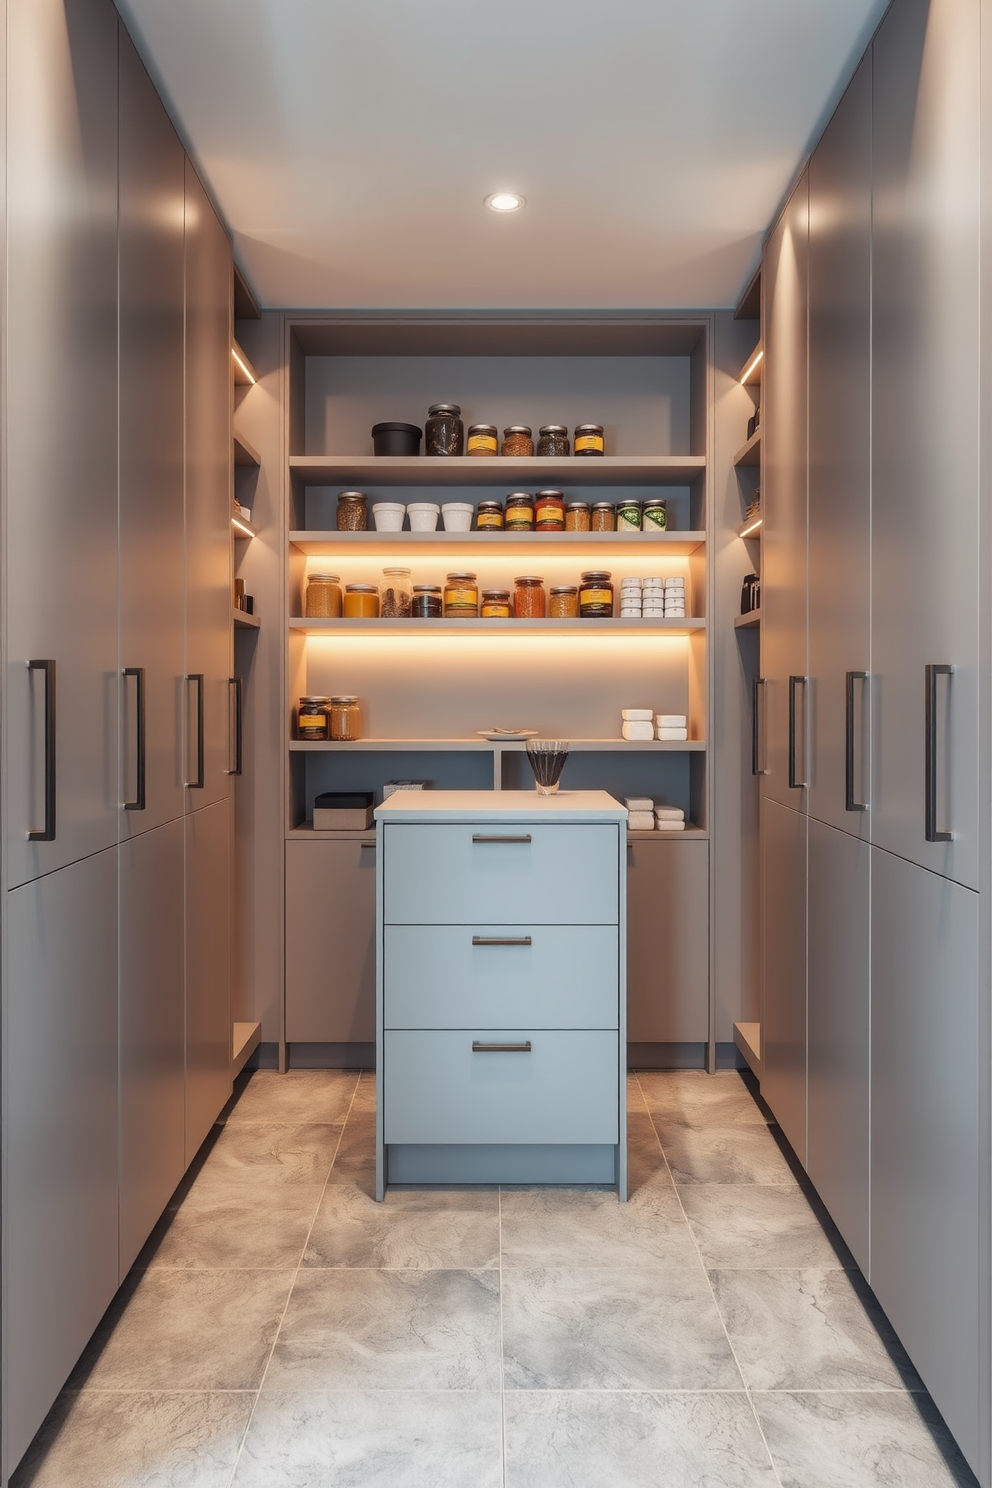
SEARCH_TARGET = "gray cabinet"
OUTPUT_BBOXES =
[185,798,233,1164]
[626,838,709,1045]
[286,837,377,1045]
[759,797,806,1164]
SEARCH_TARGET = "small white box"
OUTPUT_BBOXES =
[658,727,689,741]
[622,721,655,741]
[621,708,654,722]
[657,715,687,728]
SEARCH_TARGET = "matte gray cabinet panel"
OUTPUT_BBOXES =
[871,0,980,888]
[626,839,709,1043]
[286,837,377,1043]
[807,57,871,839]
[4,848,119,1478]
[806,819,869,1273]
[5,0,119,887]
[870,844,980,1469]
[185,798,233,1164]
[759,797,806,1164]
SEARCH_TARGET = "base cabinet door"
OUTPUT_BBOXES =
[286,838,376,1045]
[626,839,708,1045]
[185,799,232,1163]
[759,798,807,1164]
[870,845,980,1471]
[4,849,119,1479]
[806,820,869,1273]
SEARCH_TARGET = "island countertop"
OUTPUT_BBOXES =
[374,789,627,824]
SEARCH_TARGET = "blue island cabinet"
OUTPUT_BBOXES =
[375,790,628,1199]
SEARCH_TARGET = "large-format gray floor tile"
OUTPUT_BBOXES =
[224,1070,359,1125]
[681,1185,849,1269]
[71,1270,292,1391]
[499,1187,696,1271]
[265,1268,501,1391]
[303,1183,499,1269]
[11,1390,254,1488]
[626,1111,675,1196]
[637,1070,771,1130]
[626,1074,650,1115]
[754,1391,978,1488]
[328,1107,376,1180]
[142,1186,324,1270]
[658,1119,803,1186]
[504,1391,778,1488]
[712,1269,921,1392]
[231,1390,503,1488]
[186,1121,344,1190]
[502,1267,742,1390]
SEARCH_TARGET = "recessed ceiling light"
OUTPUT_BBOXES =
[485,192,525,213]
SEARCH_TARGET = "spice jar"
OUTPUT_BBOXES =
[380,568,413,617]
[574,423,605,456]
[535,490,565,531]
[537,424,570,457]
[336,491,368,531]
[476,500,504,531]
[616,499,642,533]
[328,696,361,742]
[579,571,614,617]
[425,403,464,457]
[505,494,536,531]
[591,502,616,532]
[513,576,547,618]
[444,572,479,617]
[305,573,342,618]
[297,697,331,741]
[343,583,380,618]
[565,501,591,532]
[549,585,579,618]
[481,589,512,618]
[412,584,443,618]
[642,499,668,532]
[502,425,534,457]
[467,423,498,456]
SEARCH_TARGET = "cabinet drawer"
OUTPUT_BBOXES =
[382,823,620,925]
[383,925,619,1029]
[383,1029,619,1145]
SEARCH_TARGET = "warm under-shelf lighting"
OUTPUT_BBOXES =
[231,343,257,385]
[738,515,763,539]
[231,514,256,539]
[739,347,764,385]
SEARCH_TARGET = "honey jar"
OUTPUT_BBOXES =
[343,584,380,618]
[467,423,499,456]
[549,585,579,618]
[444,572,479,616]
[481,589,512,618]
[328,696,361,741]
[297,697,331,741]
[579,571,614,617]
[476,500,504,531]
[305,573,343,618]
[574,423,605,456]
[513,576,547,618]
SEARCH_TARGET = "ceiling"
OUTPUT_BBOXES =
[116,0,890,312]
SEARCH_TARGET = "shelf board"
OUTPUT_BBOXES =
[232,339,257,386]
[737,515,762,539]
[734,609,761,630]
[288,825,377,842]
[290,616,705,637]
[234,430,262,468]
[289,737,706,753]
[733,429,761,468]
[232,1020,262,1076]
[627,827,708,840]
[233,608,261,629]
[232,511,257,540]
[734,1020,762,1077]
[290,529,706,558]
[738,345,763,386]
[289,454,706,488]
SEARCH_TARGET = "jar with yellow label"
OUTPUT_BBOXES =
[444,572,479,617]
[501,425,533,457]
[328,696,361,741]
[298,697,331,740]
[305,573,342,617]
[565,502,591,532]
[513,576,547,618]
[574,423,605,456]
[549,585,579,618]
[480,589,511,618]
[343,584,380,618]
[476,500,504,531]
[505,494,535,531]
[535,490,565,531]
[579,571,614,617]
[591,502,616,532]
[467,423,499,456]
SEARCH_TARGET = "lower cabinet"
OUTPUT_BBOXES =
[626,838,708,1045]
[760,797,807,1163]
[185,799,233,1163]
[285,836,377,1044]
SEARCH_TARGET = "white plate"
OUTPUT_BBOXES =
[478,729,539,742]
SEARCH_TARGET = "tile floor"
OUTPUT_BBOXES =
[12,1068,979,1487]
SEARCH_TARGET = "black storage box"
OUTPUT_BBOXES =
[371,422,422,456]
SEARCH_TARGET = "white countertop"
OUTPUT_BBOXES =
[374,789,627,823]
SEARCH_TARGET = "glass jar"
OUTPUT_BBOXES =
[502,425,534,457]
[513,576,547,618]
[425,403,464,456]
[537,424,570,458]
[505,494,535,531]
[305,573,342,617]
[380,567,413,617]
[444,572,479,617]
[297,697,331,741]
[616,499,643,533]
[467,423,498,456]
[336,491,368,531]
[574,423,605,456]
[642,499,668,532]
[411,584,443,618]
[579,571,614,617]
[591,502,616,532]
[328,696,361,742]
[481,589,512,618]
[535,489,565,531]
[343,583,380,618]
[549,585,579,618]
[476,500,504,531]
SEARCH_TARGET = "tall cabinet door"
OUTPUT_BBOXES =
[807,57,872,837]
[4,0,119,887]
[184,160,233,811]
[759,797,807,1164]
[185,798,233,1164]
[118,27,186,836]
[760,173,809,812]
[3,849,119,1479]
[871,0,980,889]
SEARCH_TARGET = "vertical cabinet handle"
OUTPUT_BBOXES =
[186,673,204,789]
[845,671,869,812]
[788,675,808,790]
[28,659,56,842]
[123,667,146,811]
[229,676,243,777]
[925,664,953,843]
[751,677,767,776]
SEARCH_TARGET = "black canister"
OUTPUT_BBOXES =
[371,422,422,456]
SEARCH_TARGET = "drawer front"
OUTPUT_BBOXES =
[383,1029,619,1145]
[382,823,620,924]
[383,925,619,1029]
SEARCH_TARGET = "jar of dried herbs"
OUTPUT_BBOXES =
[336,491,368,531]
[425,404,464,456]
[591,502,616,532]
[502,425,534,457]
[537,424,570,458]
[565,502,591,532]
[549,585,579,618]
[412,585,443,618]
[380,568,413,617]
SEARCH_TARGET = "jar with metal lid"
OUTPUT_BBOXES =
[411,585,443,618]
[305,573,342,618]
[298,697,331,741]
[565,501,591,532]
[444,572,479,617]
[336,491,368,531]
[537,424,570,458]
[642,499,668,532]
[328,696,361,742]
[380,567,413,617]
[579,571,614,618]
[343,583,380,618]
[476,499,504,531]
[549,585,579,618]
[574,423,605,456]
[425,403,464,457]
[591,502,616,532]
[466,423,499,457]
[535,490,565,531]
[481,589,512,618]
[513,576,547,618]
[505,494,535,531]
[616,499,643,533]
[502,425,534,457]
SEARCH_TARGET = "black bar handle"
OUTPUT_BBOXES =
[845,671,868,813]
[229,676,243,776]
[751,677,767,776]
[788,675,807,789]
[123,667,146,810]
[28,659,56,842]
[187,674,204,789]
[472,936,533,947]
[472,1041,532,1053]
[472,834,532,844]
[925,664,953,843]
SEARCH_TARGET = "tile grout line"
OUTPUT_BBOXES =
[499,1185,507,1488]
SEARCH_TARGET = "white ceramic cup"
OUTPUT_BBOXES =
[441,502,474,532]
[407,502,440,532]
[372,502,406,531]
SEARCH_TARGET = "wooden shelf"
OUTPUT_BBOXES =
[734,609,761,630]
[289,737,707,753]
[288,825,377,842]
[734,1021,762,1077]
[232,1021,262,1076]
[627,827,707,840]
[290,616,705,637]
[290,529,706,558]
[233,608,260,629]
[232,511,257,540]
[234,431,261,468]
[289,454,706,488]
[231,339,257,386]
[733,429,761,468]
[737,514,762,539]
[738,345,763,386]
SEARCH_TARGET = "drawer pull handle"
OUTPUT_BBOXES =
[472,1040,532,1053]
[472,936,532,947]
[472,834,532,844]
